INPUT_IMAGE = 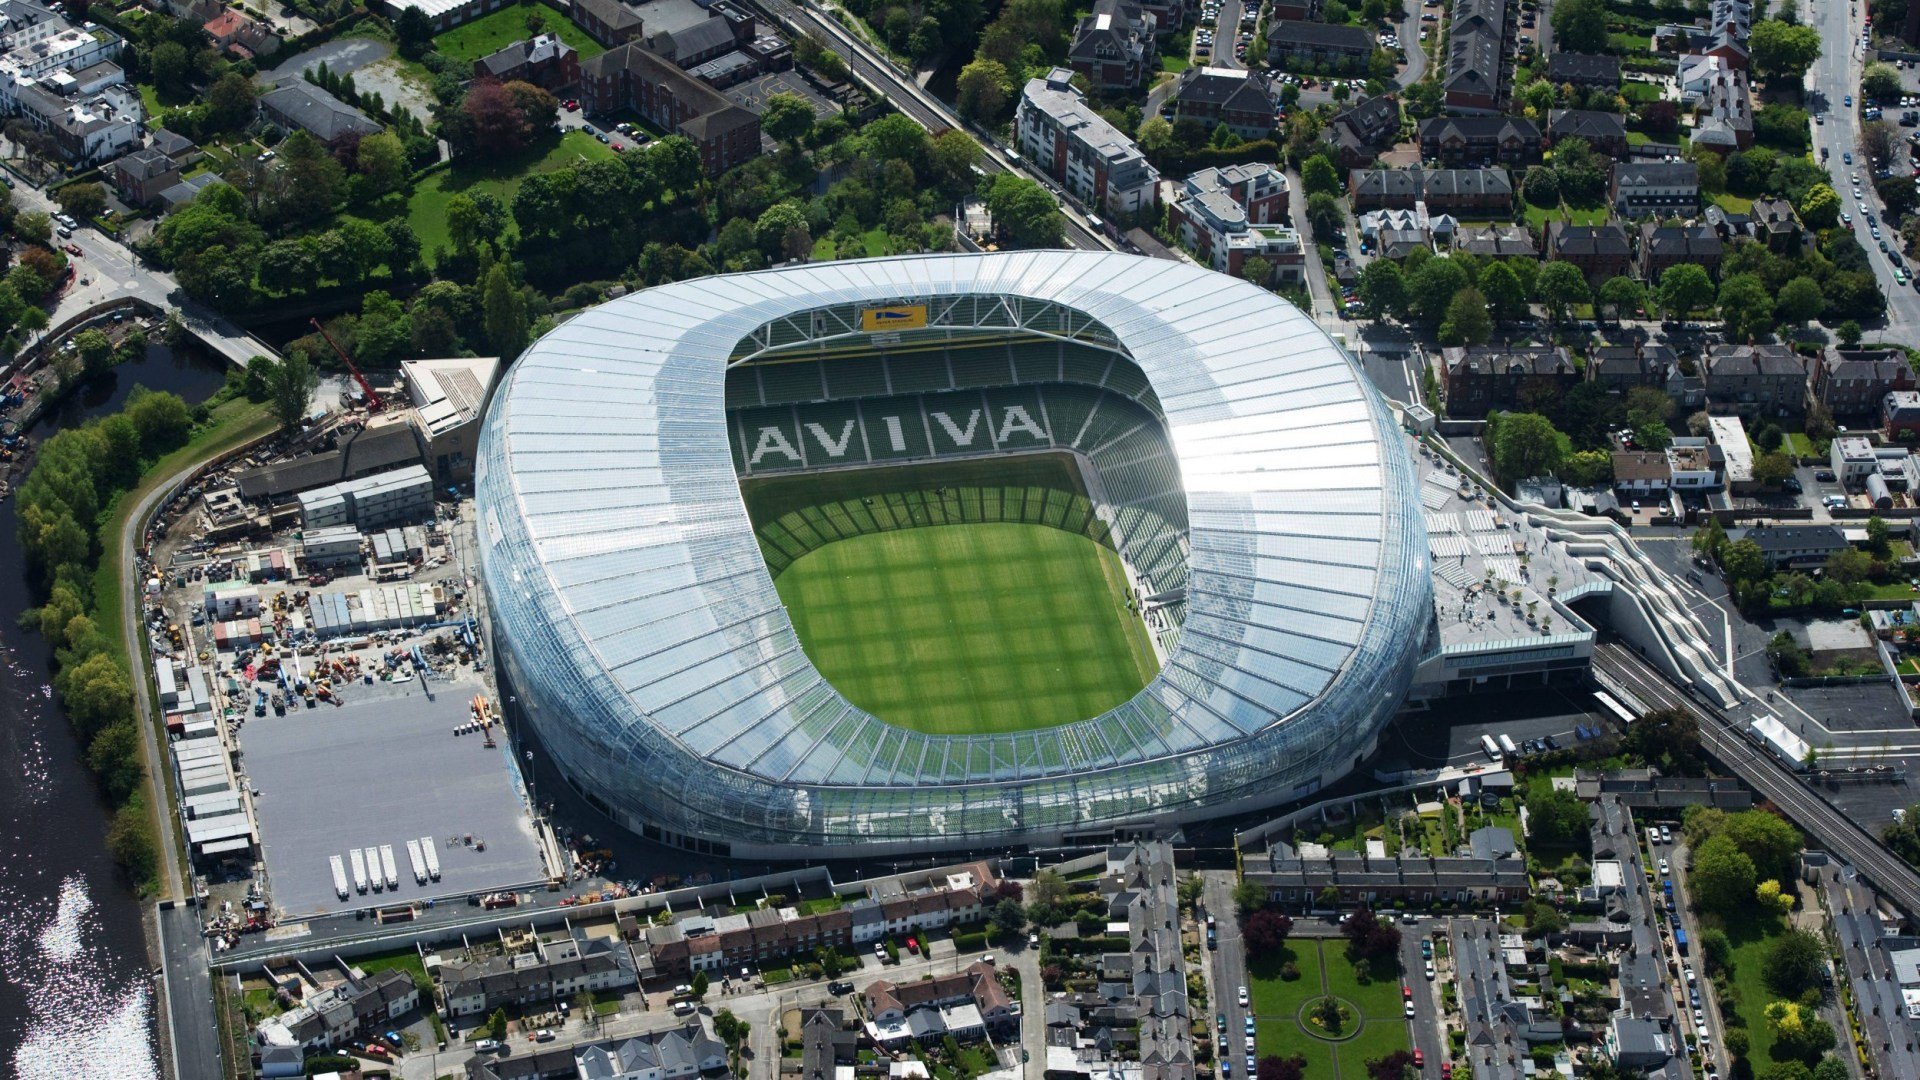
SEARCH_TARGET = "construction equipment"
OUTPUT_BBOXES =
[308,317,384,412]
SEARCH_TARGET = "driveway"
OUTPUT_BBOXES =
[265,37,395,85]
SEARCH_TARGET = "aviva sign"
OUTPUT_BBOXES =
[860,304,929,332]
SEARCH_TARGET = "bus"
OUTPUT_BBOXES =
[1480,734,1502,761]
[1594,690,1637,726]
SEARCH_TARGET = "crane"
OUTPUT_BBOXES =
[308,317,384,412]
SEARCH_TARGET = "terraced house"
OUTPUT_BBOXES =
[1443,0,1508,112]
[1348,166,1513,211]
[1417,115,1542,167]
[1171,67,1283,139]
[1264,20,1375,72]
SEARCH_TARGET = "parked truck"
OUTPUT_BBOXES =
[330,855,349,900]
[379,844,399,890]
[349,848,369,893]
[420,837,441,881]
[405,839,427,885]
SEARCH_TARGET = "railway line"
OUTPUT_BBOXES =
[1595,642,1920,916]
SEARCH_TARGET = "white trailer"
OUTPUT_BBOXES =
[349,848,369,893]
[405,839,428,885]
[366,844,384,891]
[420,837,441,881]
[379,844,399,890]
[330,855,350,900]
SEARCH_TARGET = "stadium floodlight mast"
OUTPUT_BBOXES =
[476,251,1430,859]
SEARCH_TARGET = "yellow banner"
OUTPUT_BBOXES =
[860,305,928,331]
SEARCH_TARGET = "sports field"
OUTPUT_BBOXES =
[772,521,1158,734]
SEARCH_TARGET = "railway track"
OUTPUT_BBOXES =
[1595,642,1920,917]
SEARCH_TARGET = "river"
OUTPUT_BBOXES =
[0,342,229,1080]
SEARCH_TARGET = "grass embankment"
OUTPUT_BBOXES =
[407,131,615,256]
[430,1,606,63]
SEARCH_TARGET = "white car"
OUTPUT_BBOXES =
[1685,967,1697,985]
[1238,986,1249,1007]
[1659,858,1669,875]
[1425,960,1436,979]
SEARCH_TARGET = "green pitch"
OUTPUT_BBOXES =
[771,520,1159,735]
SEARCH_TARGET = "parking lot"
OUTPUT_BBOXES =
[243,679,547,918]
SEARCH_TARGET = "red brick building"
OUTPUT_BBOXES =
[581,43,761,175]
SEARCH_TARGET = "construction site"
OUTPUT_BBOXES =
[133,350,555,940]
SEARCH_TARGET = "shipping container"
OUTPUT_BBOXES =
[379,844,399,889]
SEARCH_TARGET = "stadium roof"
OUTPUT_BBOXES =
[476,252,1430,852]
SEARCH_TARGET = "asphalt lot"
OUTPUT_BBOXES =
[242,680,546,918]
[1380,688,1612,770]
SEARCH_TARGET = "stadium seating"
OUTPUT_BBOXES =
[729,341,1189,608]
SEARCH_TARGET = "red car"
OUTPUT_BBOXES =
[1440,1061,1452,1079]
[563,99,580,111]
[612,143,625,152]
[1402,984,1412,1000]
[1413,1050,1424,1068]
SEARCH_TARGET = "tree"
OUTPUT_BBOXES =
[1699,927,1734,975]
[1241,256,1275,285]
[74,328,114,377]
[762,92,815,147]
[1340,907,1401,963]
[983,174,1063,248]
[126,391,193,458]
[1756,879,1796,916]
[957,59,1014,121]
[483,263,529,360]
[1625,706,1701,768]
[1864,62,1905,103]
[1597,276,1647,322]
[1750,19,1821,81]
[1358,259,1407,320]
[1481,262,1528,323]
[690,971,709,1001]
[1407,258,1469,325]
[1723,809,1805,881]
[1657,263,1714,318]
[990,898,1026,937]
[1235,878,1269,912]
[1524,786,1591,849]
[487,1008,508,1040]
[1861,120,1898,166]
[1552,0,1609,52]
[1868,515,1893,558]
[1537,261,1590,325]
[1307,192,1343,236]
[459,78,534,156]
[253,352,316,430]
[1441,286,1492,345]
[396,5,434,57]
[55,182,105,222]
[1365,1052,1417,1080]
[1753,451,1795,486]
[355,131,409,198]
[1242,909,1295,956]
[1797,183,1840,229]
[1258,1056,1309,1080]
[712,1008,749,1049]
[1490,412,1566,484]
[1300,154,1341,197]
[1775,276,1824,327]
[1691,834,1759,913]
[150,41,191,99]
[207,72,257,132]
[1762,928,1824,996]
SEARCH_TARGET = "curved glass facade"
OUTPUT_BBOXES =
[476,252,1432,857]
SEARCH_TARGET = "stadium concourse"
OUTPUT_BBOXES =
[475,251,1434,860]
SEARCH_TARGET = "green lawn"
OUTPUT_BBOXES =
[1162,54,1190,72]
[1783,432,1817,458]
[354,947,430,987]
[772,521,1155,734]
[1621,81,1663,104]
[1710,192,1755,213]
[406,130,615,255]
[1721,910,1791,1068]
[432,1,605,62]
[1626,130,1654,145]
[1251,940,1410,1080]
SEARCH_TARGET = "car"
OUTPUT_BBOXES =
[1817,469,1837,481]
[62,243,79,255]
[1414,1051,1425,1069]
[364,1043,391,1058]
[1659,858,1669,874]
[612,143,625,152]
[874,942,887,958]
[1403,984,1414,1000]
[907,936,919,953]
[1781,478,1802,493]
[1238,986,1249,1007]
[475,1039,505,1053]
[1421,940,1433,959]
[1246,1018,1256,1035]
[1441,1063,1453,1080]
[1247,1036,1258,1053]
[594,131,609,143]
[385,1031,404,1047]
[1248,1056,1258,1074]
[1405,1001,1416,1018]
[1846,151,1855,163]
[1694,1008,1706,1027]
[1843,211,1853,224]
[1847,94,1854,107]
[1660,825,1672,843]
[1030,933,1040,947]
[533,1030,556,1042]
[1898,268,1911,285]
[1817,113,1825,124]
[1685,967,1697,985]
[1219,1013,1229,1030]
[1223,1062,1232,1078]
[830,980,854,995]
[1425,960,1436,979]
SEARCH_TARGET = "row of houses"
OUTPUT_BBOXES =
[462,1017,730,1080]
[439,929,640,1018]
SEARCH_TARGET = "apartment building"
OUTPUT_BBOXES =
[1417,115,1543,167]
[1068,0,1158,90]
[1015,68,1160,216]
[1167,164,1305,282]
[580,42,760,175]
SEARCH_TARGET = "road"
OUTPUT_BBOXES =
[750,0,1116,252]
[1398,922,1442,1073]
[1201,871,1251,1074]
[1807,0,1920,333]
[1594,642,1920,918]
[157,901,222,1080]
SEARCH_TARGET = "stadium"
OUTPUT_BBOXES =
[475,251,1433,859]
